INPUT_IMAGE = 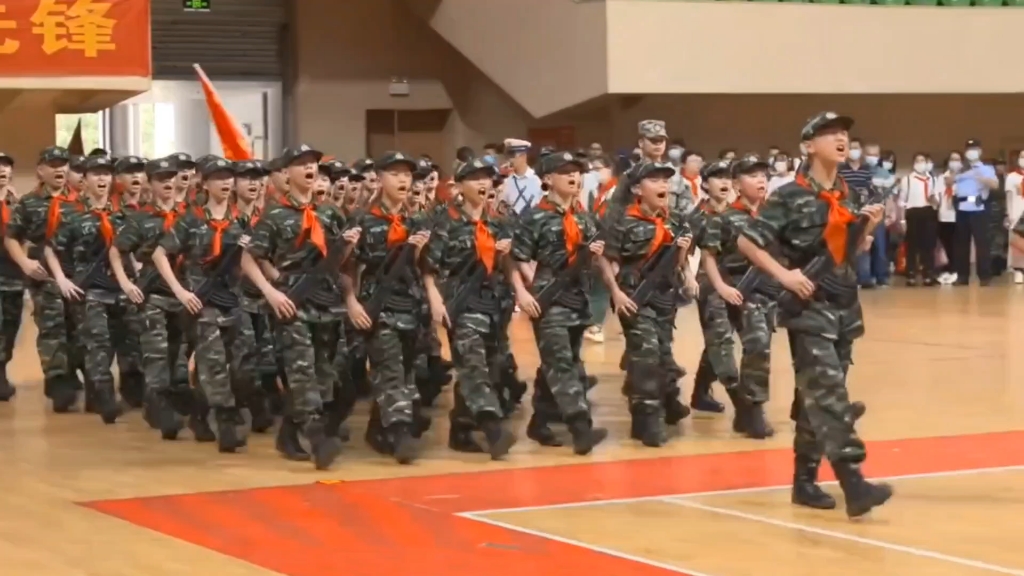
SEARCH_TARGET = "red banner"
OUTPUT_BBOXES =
[0,0,150,77]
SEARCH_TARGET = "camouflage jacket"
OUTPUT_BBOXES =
[159,206,248,298]
[511,197,599,300]
[246,193,347,280]
[740,172,863,284]
[0,193,24,290]
[232,204,263,299]
[701,200,759,282]
[50,198,130,293]
[603,203,689,296]
[114,202,188,295]
[6,187,80,270]
[688,200,729,281]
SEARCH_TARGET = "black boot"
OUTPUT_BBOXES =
[248,391,274,434]
[504,370,527,408]
[791,455,836,510]
[188,406,217,443]
[448,421,485,453]
[726,387,749,434]
[850,401,866,422]
[567,413,608,456]
[216,408,244,453]
[322,400,351,442]
[305,417,342,470]
[94,387,123,424]
[155,393,185,440]
[631,404,667,448]
[663,394,690,425]
[364,403,393,455]
[583,374,598,391]
[691,382,725,413]
[743,404,775,439]
[351,357,370,399]
[412,401,432,439]
[0,368,14,402]
[832,461,894,518]
[388,423,418,465]
[480,414,515,460]
[526,412,563,447]
[275,418,310,461]
[118,371,145,409]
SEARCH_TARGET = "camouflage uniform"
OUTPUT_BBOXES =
[0,190,24,401]
[246,155,348,467]
[601,162,691,447]
[160,197,257,452]
[690,197,731,412]
[512,152,606,454]
[5,147,81,411]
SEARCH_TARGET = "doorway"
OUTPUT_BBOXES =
[365,109,451,170]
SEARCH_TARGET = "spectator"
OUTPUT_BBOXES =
[719,148,737,161]
[587,142,604,160]
[898,152,940,286]
[501,138,543,213]
[767,151,794,195]
[839,139,884,287]
[1004,150,1024,283]
[990,157,1009,276]
[677,151,704,210]
[767,145,781,159]
[951,139,998,286]
[483,142,501,158]
[937,152,961,284]
[584,155,618,343]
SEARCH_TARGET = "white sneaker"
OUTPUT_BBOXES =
[1014,271,1023,285]
[584,326,605,343]
[937,272,952,285]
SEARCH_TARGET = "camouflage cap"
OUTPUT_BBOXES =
[537,145,556,159]
[282,144,323,166]
[374,151,418,171]
[800,111,854,142]
[0,152,13,166]
[638,119,668,139]
[84,155,114,171]
[413,158,434,180]
[69,154,87,172]
[700,159,732,181]
[322,159,351,181]
[233,159,264,176]
[454,157,498,182]
[87,147,109,158]
[114,155,146,174]
[629,161,677,185]
[145,157,178,177]
[536,150,587,177]
[168,152,196,169]
[199,156,235,177]
[194,154,216,166]
[38,146,70,165]
[730,154,770,178]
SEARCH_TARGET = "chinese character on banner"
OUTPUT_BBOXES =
[0,5,18,54]
[31,0,116,57]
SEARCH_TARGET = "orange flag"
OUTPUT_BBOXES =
[193,63,253,161]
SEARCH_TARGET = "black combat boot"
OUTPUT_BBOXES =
[850,401,866,422]
[412,401,432,439]
[118,371,145,409]
[364,403,393,455]
[479,413,516,460]
[526,412,563,447]
[0,368,14,402]
[663,394,690,426]
[448,421,484,453]
[504,369,527,408]
[91,384,123,424]
[832,461,894,519]
[631,404,667,448]
[388,422,418,465]
[275,418,310,461]
[743,404,775,440]
[154,392,185,440]
[322,400,351,442]
[215,408,243,453]
[567,413,608,456]
[304,417,342,470]
[791,455,836,510]
[248,390,274,434]
[725,387,749,434]
[690,376,725,413]
[188,406,217,443]
[583,374,598,391]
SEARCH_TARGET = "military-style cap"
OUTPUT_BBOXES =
[87,148,108,158]
[701,159,732,181]
[69,155,86,172]
[800,111,854,141]
[413,158,434,180]
[0,152,13,166]
[374,151,418,171]
[322,160,351,181]
[194,154,216,167]
[503,138,531,155]
[281,144,324,166]
[454,157,498,182]
[537,146,556,159]
[536,151,587,177]
[965,138,982,149]
[38,146,70,165]
[168,152,196,169]
[200,156,235,177]
[629,161,677,184]
[253,159,270,175]
[348,158,373,182]
[731,154,770,178]
[233,160,264,176]
[115,155,146,174]
[145,157,178,177]
[84,155,114,171]
[638,119,668,140]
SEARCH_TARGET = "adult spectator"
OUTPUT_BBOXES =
[839,139,885,287]
[501,138,543,213]
[767,151,794,195]
[937,152,961,284]
[950,139,998,286]
[677,150,704,210]
[1004,151,1024,283]
[990,157,1009,276]
[898,152,940,286]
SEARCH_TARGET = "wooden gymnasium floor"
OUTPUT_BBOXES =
[2,284,1024,576]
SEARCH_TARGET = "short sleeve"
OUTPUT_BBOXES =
[246,216,276,260]
[601,214,624,262]
[5,201,29,241]
[50,214,75,251]
[510,212,537,263]
[114,218,142,253]
[741,194,789,249]
[421,216,449,274]
[701,214,723,254]
[159,216,190,256]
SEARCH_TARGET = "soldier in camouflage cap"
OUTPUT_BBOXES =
[67,155,86,194]
[0,151,21,402]
[737,111,891,518]
[597,161,693,447]
[511,151,608,455]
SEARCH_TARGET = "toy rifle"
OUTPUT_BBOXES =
[285,234,349,308]
[191,242,245,309]
[534,230,604,315]
[70,234,112,289]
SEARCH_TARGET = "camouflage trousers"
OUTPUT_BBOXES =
[78,291,141,398]
[0,289,24,370]
[140,296,190,396]
[111,297,145,377]
[367,317,420,428]
[190,305,258,409]
[448,311,503,426]
[784,299,866,465]
[698,290,738,387]
[620,310,677,409]
[734,295,774,405]
[31,281,73,386]
[275,317,340,424]
[531,305,590,421]
[241,296,277,380]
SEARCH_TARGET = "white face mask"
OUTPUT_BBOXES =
[667,148,683,162]
[1018,158,1024,169]
[926,161,934,172]
[864,155,879,167]
[965,149,981,162]
[914,162,927,173]
[882,161,894,172]
[848,149,862,161]
[773,161,788,174]
[948,161,963,172]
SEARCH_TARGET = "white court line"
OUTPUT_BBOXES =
[462,512,720,576]
[462,464,1024,516]
[662,498,1024,575]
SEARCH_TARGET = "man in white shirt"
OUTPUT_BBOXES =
[501,138,544,213]
[897,153,940,285]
